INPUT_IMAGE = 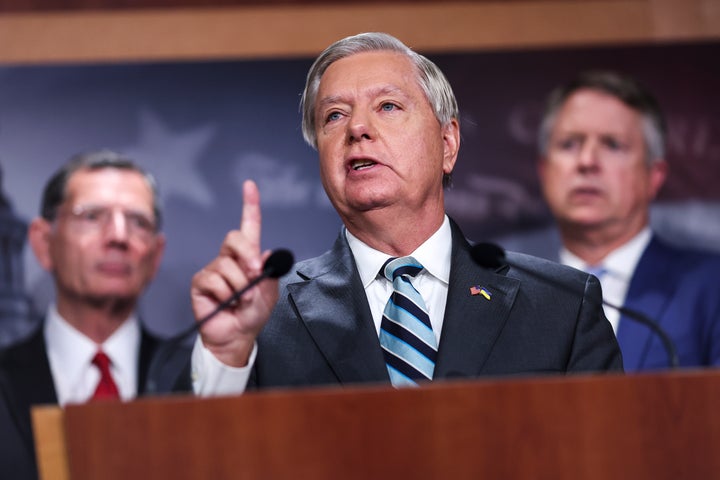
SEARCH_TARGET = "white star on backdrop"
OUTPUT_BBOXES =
[123,109,216,208]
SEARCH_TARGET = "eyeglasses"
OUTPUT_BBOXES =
[60,205,158,242]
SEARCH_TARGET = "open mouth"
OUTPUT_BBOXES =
[350,159,377,171]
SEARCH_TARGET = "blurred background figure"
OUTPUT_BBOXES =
[0,163,33,347]
[0,150,188,480]
[537,70,720,371]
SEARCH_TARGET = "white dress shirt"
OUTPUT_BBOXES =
[44,304,140,405]
[192,216,453,396]
[345,215,451,342]
[560,227,652,334]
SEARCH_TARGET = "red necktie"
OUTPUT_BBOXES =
[91,351,120,400]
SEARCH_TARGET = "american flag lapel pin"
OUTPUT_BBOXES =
[470,285,492,300]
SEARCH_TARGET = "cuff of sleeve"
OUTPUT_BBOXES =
[191,336,255,396]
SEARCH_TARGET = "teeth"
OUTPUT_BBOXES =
[352,160,375,170]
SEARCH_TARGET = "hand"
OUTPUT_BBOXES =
[190,180,279,367]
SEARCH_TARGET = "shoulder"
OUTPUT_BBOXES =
[503,250,595,299]
[0,326,46,371]
[507,250,585,277]
[0,324,55,410]
[643,236,720,272]
[282,230,354,285]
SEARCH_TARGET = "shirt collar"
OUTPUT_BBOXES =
[560,227,652,280]
[44,304,141,395]
[45,305,97,392]
[345,215,452,287]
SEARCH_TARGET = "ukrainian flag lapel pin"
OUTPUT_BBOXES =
[470,285,492,300]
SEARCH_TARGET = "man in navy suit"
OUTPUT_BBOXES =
[537,70,720,371]
[0,151,187,479]
[189,33,622,396]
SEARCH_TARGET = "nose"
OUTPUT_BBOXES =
[104,210,130,242]
[577,139,601,171]
[346,111,374,144]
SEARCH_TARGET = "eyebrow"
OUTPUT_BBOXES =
[317,85,408,111]
[69,203,154,215]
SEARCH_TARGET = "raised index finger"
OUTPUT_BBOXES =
[240,179,262,255]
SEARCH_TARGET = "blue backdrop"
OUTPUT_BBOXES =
[1,41,718,341]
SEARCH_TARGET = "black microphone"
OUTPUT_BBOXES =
[470,242,679,369]
[144,248,294,394]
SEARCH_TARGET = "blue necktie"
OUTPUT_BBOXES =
[379,256,438,387]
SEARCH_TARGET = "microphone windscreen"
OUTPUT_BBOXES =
[470,243,506,269]
[263,249,294,278]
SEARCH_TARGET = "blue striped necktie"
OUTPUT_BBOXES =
[379,256,438,387]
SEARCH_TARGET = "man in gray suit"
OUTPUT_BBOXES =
[189,32,622,395]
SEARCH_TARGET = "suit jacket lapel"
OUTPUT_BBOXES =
[7,325,162,401]
[286,222,522,383]
[616,237,675,370]
[434,222,520,379]
[287,234,388,385]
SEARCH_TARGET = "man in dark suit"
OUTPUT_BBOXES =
[537,70,720,371]
[189,32,622,395]
[0,151,187,479]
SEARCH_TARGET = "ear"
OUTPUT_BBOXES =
[537,156,548,184]
[441,119,460,175]
[28,218,54,272]
[648,159,669,200]
[147,233,166,281]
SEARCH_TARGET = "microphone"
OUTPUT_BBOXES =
[144,248,294,394]
[470,243,679,369]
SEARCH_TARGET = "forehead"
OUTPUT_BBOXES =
[554,88,644,135]
[317,50,422,100]
[65,168,154,209]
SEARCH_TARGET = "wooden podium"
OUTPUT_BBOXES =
[33,370,720,479]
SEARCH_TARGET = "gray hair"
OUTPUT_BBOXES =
[300,32,459,149]
[538,70,666,165]
[40,149,162,230]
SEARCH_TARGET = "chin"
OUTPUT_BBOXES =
[89,284,141,299]
[346,201,393,215]
[347,191,396,209]
[563,218,611,232]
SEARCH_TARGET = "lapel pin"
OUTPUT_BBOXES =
[470,285,492,300]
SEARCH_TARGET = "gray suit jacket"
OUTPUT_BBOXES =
[251,220,622,388]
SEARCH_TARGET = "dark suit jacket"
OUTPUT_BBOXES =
[251,220,622,388]
[0,323,190,480]
[617,236,720,371]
